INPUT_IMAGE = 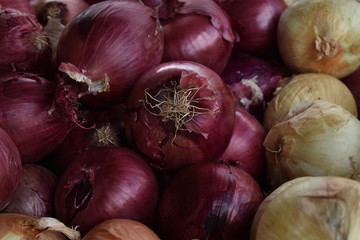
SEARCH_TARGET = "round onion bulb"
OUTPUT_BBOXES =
[250,176,360,240]
[264,100,360,190]
[262,73,357,131]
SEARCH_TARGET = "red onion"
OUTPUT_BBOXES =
[125,61,235,173]
[0,73,70,163]
[342,66,360,117]
[0,0,35,14]
[54,146,159,234]
[0,127,22,211]
[219,0,286,57]
[221,53,284,120]
[2,164,58,217]
[57,0,164,107]
[219,106,266,181]
[0,8,51,74]
[160,0,235,74]
[156,161,264,240]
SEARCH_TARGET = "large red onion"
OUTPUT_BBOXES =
[219,0,286,57]
[57,0,164,107]
[2,164,58,217]
[54,146,159,235]
[125,61,235,173]
[0,73,70,163]
[219,106,266,181]
[0,8,51,74]
[0,127,22,211]
[160,0,235,74]
[0,0,35,14]
[156,161,264,240]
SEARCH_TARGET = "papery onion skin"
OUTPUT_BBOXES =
[57,0,164,107]
[54,146,159,235]
[0,127,22,211]
[0,73,70,163]
[2,164,58,217]
[0,0,35,14]
[157,161,264,240]
[125,61,235,173]
[263,73,358,131]
[264,100,360,190]
[0,8,51,74]
[82,219,160,240]
[250,176,360,240]
[277,0,360,78]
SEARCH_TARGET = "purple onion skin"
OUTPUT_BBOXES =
[219,0,286,57]
[54,146,159,235]
[2,164,58,217]
[125,61,235,173]
[0,0,36,14]
[57,0,164,107]
[0,127,22,211]
[157,161,264,240]
[0,73,70,163]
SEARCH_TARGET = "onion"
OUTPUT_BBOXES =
[54,146,159,234]
[0,213,80,240]
[263,73,358,132]
[82,219,160,240]
[221,53,284,120]
[156,161,264,240]
[0,0,35,14]
[219,0,286,57]
[0,127,21,211]
[277,0,360,78]
[160,0,235,74]
[56,0,164,107]
[264,100,360,190]
[342,66,360,116]
[125,61,235,173]
[0,73,71,163]
[0,8,51,74]
[2,164,58,217]
[250,176,360,240]
[219,106,266,181]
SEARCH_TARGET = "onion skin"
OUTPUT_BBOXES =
[2,164,58,217]
[57,0,164,107]
[277,0,360,78]
[0,127,22,211]
[54,146,159,235]
[156,161,264,240]
[125,61,235,173]
[0,0,36,14]
[82,219,160,240]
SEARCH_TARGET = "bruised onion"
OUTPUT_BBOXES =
[82,219,160,240]
[125,61,235,173]
[2,164,58,217]
[0,8,51,74]
[156,161,264,240]
[54,146,159,234]
[277,0,360,78]
[57,0,164,107]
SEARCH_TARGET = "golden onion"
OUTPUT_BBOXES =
[263,73,357,131]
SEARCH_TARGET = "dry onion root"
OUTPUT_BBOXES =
[250,176,360,240]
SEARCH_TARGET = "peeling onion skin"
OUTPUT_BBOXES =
[124,61,235,173]
[157,162,264,240]
[54,146,159,235]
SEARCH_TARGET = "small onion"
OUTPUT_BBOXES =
[264,100,360,190]
[82,219,160,240]
[2,164,58,217]
[156,161,264,240]
[263,73,358,131]
[250,176,360,240]
[277,0,360,78]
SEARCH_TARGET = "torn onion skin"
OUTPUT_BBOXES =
[124,61,236,173]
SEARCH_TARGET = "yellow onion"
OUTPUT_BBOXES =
[250,176,360,240]
[277,0,360,78]
[81,219,160,240]
[263,73,357,131]
[264,100,360,190]
[0,213,80,240]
